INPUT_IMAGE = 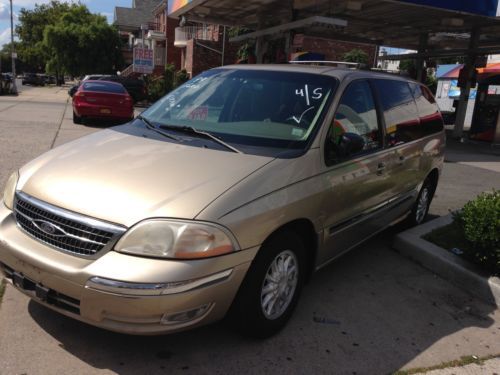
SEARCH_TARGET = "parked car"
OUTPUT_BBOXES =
[0,65,444,338]
[97,75,148,103]
[22,73,45,86]
[1,73,12,84]
[45,75,56,85]
[68,84,79,97]
[72,80,134,124]
[68,75,147,102]
[0,73,13,95]
[68,74,107,97]
[440,110,456,125]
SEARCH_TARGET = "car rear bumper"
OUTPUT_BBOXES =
[74,102,133,121]
[0,202,258,335]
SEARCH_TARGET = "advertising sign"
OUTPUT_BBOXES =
[398,0,499,17]
[133,48,154,74]
[448,80,477,99]
[168,0,193,15]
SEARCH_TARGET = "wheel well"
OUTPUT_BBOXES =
[263,219,318,282]
[427,168,439,196]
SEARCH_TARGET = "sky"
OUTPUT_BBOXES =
[0,0,131,48]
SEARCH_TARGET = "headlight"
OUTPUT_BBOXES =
[115,219,239,259]
[3,171,19,210]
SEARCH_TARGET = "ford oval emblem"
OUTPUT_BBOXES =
[32,220,66,237]
[40,222,57,235]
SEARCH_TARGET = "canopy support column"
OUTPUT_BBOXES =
[416,33,428,83]
[453,28,480,139]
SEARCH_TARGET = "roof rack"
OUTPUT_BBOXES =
[289,60,366,69]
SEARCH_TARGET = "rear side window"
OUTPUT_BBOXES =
[373,79,421,146]
[410,83,444,135]
[82,82,126,94]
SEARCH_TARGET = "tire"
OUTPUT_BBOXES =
[408,178,435,226]
[228,231,306,338]
[73,111,82,125]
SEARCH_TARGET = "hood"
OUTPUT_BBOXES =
[18,126,272,227]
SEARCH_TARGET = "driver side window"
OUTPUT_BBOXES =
[325,80,382,166]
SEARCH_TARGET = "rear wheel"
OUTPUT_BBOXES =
[73,111,82,125]
[228,231,305,338]
[408,178,435,226]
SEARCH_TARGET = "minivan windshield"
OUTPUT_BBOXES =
[140,68,337,156]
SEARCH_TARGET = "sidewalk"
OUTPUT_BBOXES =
[406,356,500,375]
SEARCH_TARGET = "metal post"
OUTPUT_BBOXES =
[221,25,226,66]
[373,45,379,68]
[453,28,480,139]
[10,0,17,95]
[256,37,263,64]
[416,33,428,83]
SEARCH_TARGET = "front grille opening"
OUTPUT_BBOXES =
[1,262,81,315]
[14,194,123,257]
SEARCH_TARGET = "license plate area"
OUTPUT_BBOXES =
[100,108,111,114]
[1,263,81,315]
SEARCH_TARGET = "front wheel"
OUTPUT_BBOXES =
[228,231,305,338]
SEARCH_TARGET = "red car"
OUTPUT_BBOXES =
[72,80,134,124]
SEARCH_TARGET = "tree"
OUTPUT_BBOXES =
[1,42,29,74]
[43,6,123,78]
[14,1,123,79]
[342,49,369,64]
[16,1,73,72]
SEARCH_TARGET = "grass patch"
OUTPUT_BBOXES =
[394,354,500,375]
[423,221,498,277]
[0,278,5,306]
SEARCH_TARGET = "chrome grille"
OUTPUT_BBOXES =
[14,192,126,257]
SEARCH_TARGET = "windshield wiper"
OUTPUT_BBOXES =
[137,116,180,142]
[159,124,242,154]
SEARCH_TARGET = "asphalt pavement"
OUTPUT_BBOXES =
[0,86,499,375]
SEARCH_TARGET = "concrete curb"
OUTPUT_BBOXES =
[393,215,500,307]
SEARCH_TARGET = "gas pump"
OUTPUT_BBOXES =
[470,75,500,144]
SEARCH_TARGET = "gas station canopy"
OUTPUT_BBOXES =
[167,0,500,52]
[167,0,500,139]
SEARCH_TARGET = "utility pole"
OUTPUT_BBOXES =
[10,0,17,95]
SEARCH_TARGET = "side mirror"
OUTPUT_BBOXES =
[68,85,78,97]
[339,132,365,157]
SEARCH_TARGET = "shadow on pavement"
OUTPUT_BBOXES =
[28,226,497,374]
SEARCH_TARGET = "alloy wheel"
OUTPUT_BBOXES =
[260,250,299,320]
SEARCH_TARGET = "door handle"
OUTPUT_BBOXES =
[376,162,386,175]
[397,155,406,165]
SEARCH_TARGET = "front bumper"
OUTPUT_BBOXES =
[0,202,258,335]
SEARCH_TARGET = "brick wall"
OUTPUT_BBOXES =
[166,17,182,70]
[185,35,240,77]
[297,35,377,67]
[184,39,195,76]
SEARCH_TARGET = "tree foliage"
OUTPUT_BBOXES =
[15,1,122,77]
[342,49,369,64]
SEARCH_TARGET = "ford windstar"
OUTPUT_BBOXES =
[0,64,445,338]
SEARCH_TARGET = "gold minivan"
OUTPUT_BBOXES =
[0,65,445,337]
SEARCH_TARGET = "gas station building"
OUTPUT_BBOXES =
[167,0,500,144]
